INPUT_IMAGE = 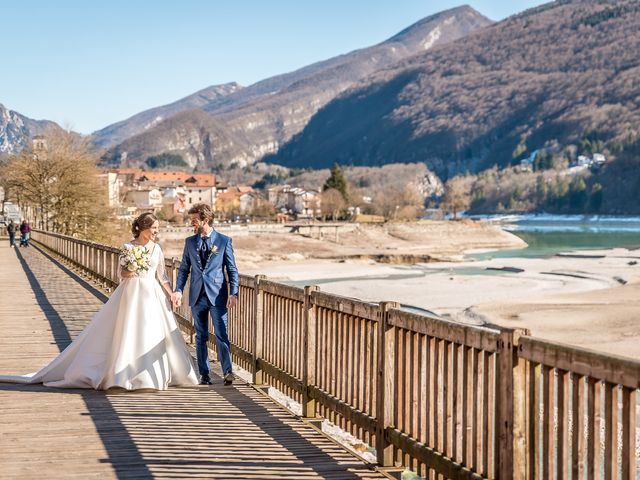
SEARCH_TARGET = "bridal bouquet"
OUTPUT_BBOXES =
[120,244,151,274]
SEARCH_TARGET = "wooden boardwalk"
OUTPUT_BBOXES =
[0,243,385,479]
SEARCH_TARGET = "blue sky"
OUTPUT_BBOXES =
[2,1,547,134]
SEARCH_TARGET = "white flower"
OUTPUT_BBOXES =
[120,244,151,275]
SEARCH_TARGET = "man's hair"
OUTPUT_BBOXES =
[188,203,215,226]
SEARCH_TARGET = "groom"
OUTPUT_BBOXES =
[172,203,239,386]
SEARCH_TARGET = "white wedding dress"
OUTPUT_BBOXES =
[0,243,199,390]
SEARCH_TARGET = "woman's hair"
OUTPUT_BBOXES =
[188,203,214,226]
[131,212,158,238]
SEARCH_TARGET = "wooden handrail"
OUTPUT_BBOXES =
[27,229,640,480]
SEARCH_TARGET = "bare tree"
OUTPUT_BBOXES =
[443,175,472,219]
[1,129,115,240]
[249,197,276,220]
[371,183,424,220]
[320,188,346,221]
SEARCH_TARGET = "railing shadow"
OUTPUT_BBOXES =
[10,247,153,478]
[24,243,110,303]
[101,378,377,479]
[8,244,379,478]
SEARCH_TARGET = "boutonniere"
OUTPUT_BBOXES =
[208,244,219,259]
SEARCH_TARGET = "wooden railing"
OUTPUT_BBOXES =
[30,230,640,479]
[516,336,639,479]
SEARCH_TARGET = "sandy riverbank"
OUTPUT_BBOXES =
[163,220,528,266]
[163,221,640,359]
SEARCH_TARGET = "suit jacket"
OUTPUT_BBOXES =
[175,231,239,307]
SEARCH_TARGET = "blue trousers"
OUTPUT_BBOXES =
[191,292,232,377]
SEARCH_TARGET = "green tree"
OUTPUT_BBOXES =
[512,133,528,159]
[323,163,348,201]
[470,185,486,211]
[533,151,553,171]
[589,183,603,212]
[145,153,187,169]
[569,177,588,211]
[535,176,548,206]
[547,177,569,210]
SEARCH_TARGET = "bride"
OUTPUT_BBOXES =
[0,213,199,390]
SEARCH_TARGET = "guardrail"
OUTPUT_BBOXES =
[30,230,639,479]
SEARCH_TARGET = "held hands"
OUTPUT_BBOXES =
[171,291,183,308]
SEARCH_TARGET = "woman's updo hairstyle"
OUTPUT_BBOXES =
[131,212,158,238]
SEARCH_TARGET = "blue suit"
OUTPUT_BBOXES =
[176,231,239,377]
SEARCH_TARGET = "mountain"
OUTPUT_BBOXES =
[100,108,251,169]
[91,82,242,148]
[0,104,60,155]
[101,6,492,169]
[268,0,640,178]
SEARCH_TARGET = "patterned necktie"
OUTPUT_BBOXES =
[200,236,210,265]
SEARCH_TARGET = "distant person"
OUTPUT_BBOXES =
[19,220,31,247]
[6,220,16,248]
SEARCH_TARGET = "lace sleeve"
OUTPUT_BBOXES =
[156,246,171,285]
[117,242,131,283]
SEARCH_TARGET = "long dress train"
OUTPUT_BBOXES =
[0,243,199,390]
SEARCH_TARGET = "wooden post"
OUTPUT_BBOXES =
[302,285,320,418]
[496,327,528,480]
[513,329,530,479]
[252,275,266,385]
[376,301,400,467]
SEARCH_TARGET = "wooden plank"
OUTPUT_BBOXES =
[260,279,305,302]
[376,301,399,466]
[348,309,356,425]
[442,341,450,459]
[230,343,253,365]
[385,428,484,480]
[355,317,364,414]
[481,351,489,476]
[311,290,379,321]
[572,374,585,479]
[308,386,377,434]
[541,365,552,480]
[419,334,427,454]
[256,358,304,394]
[387,309,501,352]
[302,285,319,417]
[470,348,478,470]
[363,318,372,420]
[486,351,494,478]
[512,347,528,480]
[587,378,601,479]
[238,273,257,288]
[451,343,459,463]
[519,336,640,389]
[461,345,469,468]
[396,328,406,465]
[621,387,637,480]
[434,338,441,455]
[529,362,542,480]
[603,381,617,480]
[557,369,568,480]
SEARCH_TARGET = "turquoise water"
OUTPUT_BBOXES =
[470,216,640,260]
